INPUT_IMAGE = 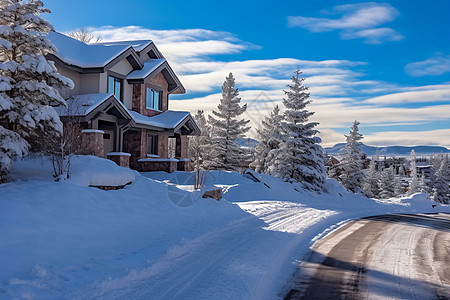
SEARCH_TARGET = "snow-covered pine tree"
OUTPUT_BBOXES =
[207,73,250,171]
[432,155,450,204]
[378,166,398,199]
[339,120,365,193]
[0,0,73,182]
[188,110,212,169]
[272,68,326,191]
[408,149,421,195]
[363,157,380,198]
[250,105,282,174]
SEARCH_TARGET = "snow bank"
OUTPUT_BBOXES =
[12,155,135,186]
[1,161,449,300]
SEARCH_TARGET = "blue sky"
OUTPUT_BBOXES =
[43,0,450,147]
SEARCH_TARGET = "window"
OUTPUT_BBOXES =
[147,134,158,155]
[146,87,162,110]
[108,75,122,102]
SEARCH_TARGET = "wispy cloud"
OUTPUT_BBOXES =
[363,84,450,104]
[405,54,450,77]
[288,2,404,44]
[90,25,449,148]
[89,26,258,63]
[363,128,450,148]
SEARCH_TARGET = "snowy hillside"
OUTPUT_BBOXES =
[1,156,449,300]
[326,143,450,157]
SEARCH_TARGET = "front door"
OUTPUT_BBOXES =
[103,129,115,155]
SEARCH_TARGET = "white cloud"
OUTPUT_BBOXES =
[363,85,450,104]
[363,129,450,148]
[405,54,450,77]
[88,25,450,148]
[340,27,404,44]
[90,26,258,64]
[288,2,403,44]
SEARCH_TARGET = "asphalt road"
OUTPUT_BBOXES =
[284,213,450,300]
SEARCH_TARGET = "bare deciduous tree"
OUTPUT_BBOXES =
[67,27,102,43]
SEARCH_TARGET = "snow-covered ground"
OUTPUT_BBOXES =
[1,156,449,300]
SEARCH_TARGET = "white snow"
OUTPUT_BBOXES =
[55,93,126,117]
[95,40,154,53]
[55,94,198,133]
[106,152,131,157]
[129,109,193,130]
[1,157,449,300]
[47,32,131,69]
[82,129,104,134]
[127,59,166,80]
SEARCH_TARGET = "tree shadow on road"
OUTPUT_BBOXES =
[285,249,450,300]
[362,213,450,233]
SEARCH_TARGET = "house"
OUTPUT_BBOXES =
[47,32,200,172]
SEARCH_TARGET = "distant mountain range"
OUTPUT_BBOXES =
[236,138,259,148]
[325,143,450,157]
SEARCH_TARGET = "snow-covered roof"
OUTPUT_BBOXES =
[126,59,166,80]
[47,32,133,69]
[55,94,113,116]
[95,40,153,53]
[129,110,199,133]
[56,93,199,134]
[55,93,132,121]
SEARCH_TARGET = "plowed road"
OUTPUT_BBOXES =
[285,213,450,300]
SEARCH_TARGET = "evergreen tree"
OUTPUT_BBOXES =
[250,105,282,174]
[363,157,380,198]
[188,110,212,170]
[0,0,72,182]
[379,166,398,199]
[432,155,450,204]
[272,68,326,191]
[339,120,365,193]
[207,73,250,171]
[408,149,421,195]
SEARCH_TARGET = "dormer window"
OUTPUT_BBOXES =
[108,75,123,102]
[146,87,162,111]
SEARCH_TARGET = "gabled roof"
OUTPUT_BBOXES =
[127,59,166,80]
[56,94,199,134]
[55,93,133,121]
[47,32,185,94]
[129,110,200,134]
[127,59,186,94]
[47,32,142,71]
[96,40,153,53]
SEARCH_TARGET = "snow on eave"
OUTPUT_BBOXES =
[47,32,142,71]
[128,110,199,134]
[126,59,166,80]
[127,59,185,95]
[56,93,133,122]
[95,40,154,53]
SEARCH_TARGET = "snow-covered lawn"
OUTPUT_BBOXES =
[1,156,448,300]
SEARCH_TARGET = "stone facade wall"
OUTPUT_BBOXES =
[132,84,145,114]
[80,130,104,157]
[138,160,178,172]
[177,160,192,171]
[158,132,169,158]
[140,130,147,158]
[123,130,141,169]
[107,153,130,167]
[131,72,169,117]
[180,135,189,158]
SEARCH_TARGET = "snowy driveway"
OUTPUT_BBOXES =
[89,200,338,300]
[285,213,450,299]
